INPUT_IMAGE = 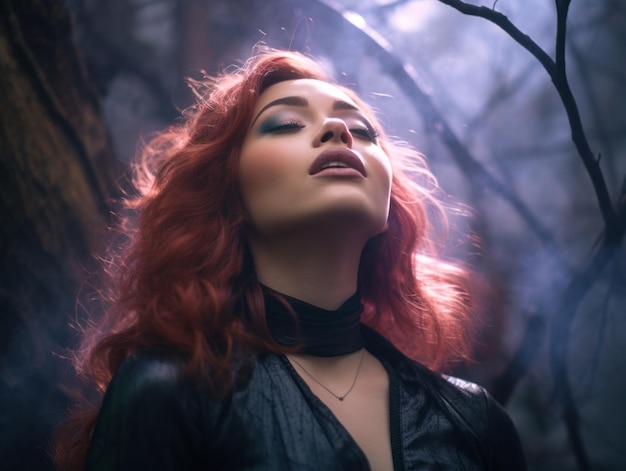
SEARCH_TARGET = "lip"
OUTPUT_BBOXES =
[308,148,367,178]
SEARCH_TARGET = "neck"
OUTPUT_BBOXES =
[263,285,364,357]
[247,229,367,310]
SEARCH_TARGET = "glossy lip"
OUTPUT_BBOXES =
[308,148,367,178]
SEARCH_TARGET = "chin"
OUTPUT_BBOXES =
[252,208,386,240]
[310,205,388,238]
[247,191,390,237]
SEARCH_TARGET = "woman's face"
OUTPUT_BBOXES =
[239,79,392,239]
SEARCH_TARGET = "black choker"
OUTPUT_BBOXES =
[263,287,364,357]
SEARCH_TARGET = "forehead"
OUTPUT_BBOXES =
[254,79,359,111]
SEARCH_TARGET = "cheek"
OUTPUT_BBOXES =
[238,144,300,217]
[374,154,393,228]
[239,145,280,198]
[373,152,393,201]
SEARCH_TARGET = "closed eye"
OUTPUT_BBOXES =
[261,120,304,134]
[350,126,379,143]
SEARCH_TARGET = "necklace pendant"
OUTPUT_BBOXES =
[287,349,365,403]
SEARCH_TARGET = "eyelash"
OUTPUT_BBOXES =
[350,126,379,143]
[266,120,304,133]
[265,120,379,143]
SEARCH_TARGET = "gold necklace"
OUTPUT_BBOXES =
[288,349,365,401]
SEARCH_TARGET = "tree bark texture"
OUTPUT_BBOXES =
[0,0,116,468]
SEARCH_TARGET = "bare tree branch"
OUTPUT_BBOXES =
[436,0,619,234]
[436,1,626,469]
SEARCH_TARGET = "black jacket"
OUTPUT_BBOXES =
[86,327,527,470]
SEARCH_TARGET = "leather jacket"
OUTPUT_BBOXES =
[86,327,527,470]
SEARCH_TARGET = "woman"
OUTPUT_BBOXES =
[56,50,526,470]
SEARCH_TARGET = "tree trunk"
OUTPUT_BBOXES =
[0,0,116,468]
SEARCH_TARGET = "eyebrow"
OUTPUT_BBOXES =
[250,96,360,127]
[332,100,359,112]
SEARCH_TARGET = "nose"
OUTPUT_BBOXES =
[314,119,353,148]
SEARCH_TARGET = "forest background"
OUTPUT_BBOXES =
[1,0,624,470]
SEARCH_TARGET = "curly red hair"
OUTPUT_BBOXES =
[55,49,476,470]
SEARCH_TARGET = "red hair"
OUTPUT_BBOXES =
[55,49,476,470]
